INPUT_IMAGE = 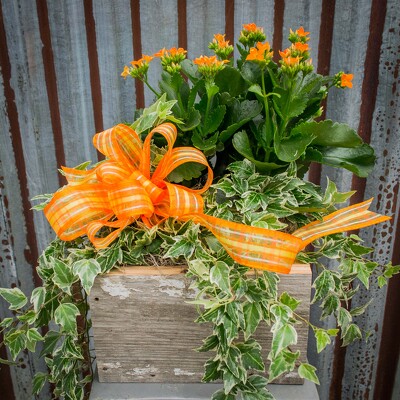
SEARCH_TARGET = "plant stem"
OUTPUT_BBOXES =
[143,79,161,98]
[261,68,271,162]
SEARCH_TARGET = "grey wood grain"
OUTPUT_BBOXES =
[90,266,311,384]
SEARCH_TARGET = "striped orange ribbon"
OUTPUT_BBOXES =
[44,123,390,274]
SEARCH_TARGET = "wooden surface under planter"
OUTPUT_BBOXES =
[90,264,311,384]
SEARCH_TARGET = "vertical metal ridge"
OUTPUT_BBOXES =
[225,0,234,43]
[272,0,285,63]
[131,0,144,109]
[351,0,387,205]
[83,0,104,161]
[177,0,187,50]
[0,1,40,285]
[308,0,336,186]
[35,0,66,180]
[374,191,400,399]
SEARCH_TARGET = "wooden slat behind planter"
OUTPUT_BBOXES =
[90,264,311,384]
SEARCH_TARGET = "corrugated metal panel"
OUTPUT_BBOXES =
[0,1,399,399]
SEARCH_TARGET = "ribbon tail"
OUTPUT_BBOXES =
[292,198,391,246]
[188,214,303,274]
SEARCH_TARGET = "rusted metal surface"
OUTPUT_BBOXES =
[0,1,399,399]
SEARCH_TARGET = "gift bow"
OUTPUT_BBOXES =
[44,123,390,274]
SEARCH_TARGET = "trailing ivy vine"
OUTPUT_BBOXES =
[1,160,398,400]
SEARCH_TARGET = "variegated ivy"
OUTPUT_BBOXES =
[0,161,398,400]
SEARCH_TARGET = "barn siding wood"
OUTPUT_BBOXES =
[0,1,399,399]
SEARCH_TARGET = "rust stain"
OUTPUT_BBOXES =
[272,0,285,63]
[83,0,104,161]
[36,0,66,184]
[131,0,144,109]
[225,0,234,45]
[177,0,187,50]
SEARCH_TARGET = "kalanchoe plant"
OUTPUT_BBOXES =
[0,23,398,400]
[122,24,372,181]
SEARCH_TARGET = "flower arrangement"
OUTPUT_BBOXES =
[0,24,398,400]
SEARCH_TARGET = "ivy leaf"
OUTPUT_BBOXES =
[279,292,300,311]
[350,300,373,317]
[298,363,320,384]
[243,302,262,340]
[40,330,61,357]
[203,359,221,382]
[314,329,332,353]
[32,372,48,395]
[268,353,289,381]
[241,345,265,371]
[337,307,352,328]
[211,389,236,400]
[0,317,13,328]
[52,258,76,295]
[210,261,231,294]
[341,324,362,346]
[271,324,297,357]
[54,303,80,333]
[164,237,196,259]
[223,369,238,394]
[30,287,46,313]
[0,288,27,310]
[72,259,101,295]
[312,270,335,303]
[5,330,27,360]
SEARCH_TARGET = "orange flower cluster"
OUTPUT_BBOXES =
[193,55,229,79]
[209,33,234,59]
[334,72,354,88]
[279,27,313,74]
[121,55,153,79]
[288,26,310,43]
[239,23,266,47]
[153,47,187,74]
[246,41,274,67]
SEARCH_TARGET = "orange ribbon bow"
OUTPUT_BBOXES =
[44,123,390,274]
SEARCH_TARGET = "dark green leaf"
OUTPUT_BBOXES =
[223,369,239,394]
[204,105,226,134]
[233,131,284,172]
[215,66,248,97]
[0,288,27,310]
[268,353,289,381]
[305,144,375,178]
[310,120,363,147]
[312,270,335,303]
[197,335,219,352]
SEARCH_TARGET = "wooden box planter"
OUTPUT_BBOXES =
[90,264,311,384]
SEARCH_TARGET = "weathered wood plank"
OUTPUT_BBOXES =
[92,0,136,128]
[90,265,311,384]
[46,0,98,167]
